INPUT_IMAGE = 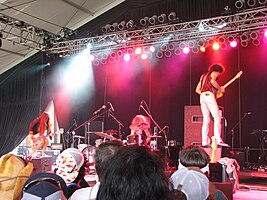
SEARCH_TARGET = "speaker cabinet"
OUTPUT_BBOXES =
[31,156,52,175]
[184,105,224,147]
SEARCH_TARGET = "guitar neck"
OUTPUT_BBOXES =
[223,76,238,89]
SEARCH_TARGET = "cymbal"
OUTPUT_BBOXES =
[149,135,162,138]
[95,132,117,140]
[129,123,150,131]
[105,129,118,135]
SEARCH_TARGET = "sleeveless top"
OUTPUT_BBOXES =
[200,72,217,94]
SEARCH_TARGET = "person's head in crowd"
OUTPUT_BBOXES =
[170,168,210,200]
[179,145,210,173]
[55,148,85,184]
[95,140,123,181]
[0,154,33,200]
[96,145,173,200]
[21,172,67,199]
[55,148,88,197]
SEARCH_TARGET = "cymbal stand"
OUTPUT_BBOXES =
[139,102,170,158]
[108,109,124,140]
[227,112,250,151]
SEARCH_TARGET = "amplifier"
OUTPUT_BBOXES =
[31,156,52,175]
[36,150,60,164]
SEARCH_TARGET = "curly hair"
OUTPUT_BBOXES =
[208,64,225,73]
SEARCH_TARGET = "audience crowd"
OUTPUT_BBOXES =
[0,141,232,200]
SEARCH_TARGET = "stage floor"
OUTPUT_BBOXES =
[234,170,267,200]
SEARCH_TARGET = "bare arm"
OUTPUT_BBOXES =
[195,75,203,95]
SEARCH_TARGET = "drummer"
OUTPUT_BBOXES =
[129,115,151,145]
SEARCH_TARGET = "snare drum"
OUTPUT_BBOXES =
[126,134,145,145]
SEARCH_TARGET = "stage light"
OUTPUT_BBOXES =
[183,47,190,54]
[168,12,177,21]
[135,47,142,54]
[89,54,95,61]
[117,50,123,57]
[212,42,220,50]
[164,51,172,57]
[118,21,126,30]
[235,0,245,10]
[109,23,118,32]
[250,31,259,40]
[140,17,149,26]
[101,24,110,33]
[150,46,155,52]
[264,29,267,38]
[230,40,238,47]
[126,20,134,29]
[123,53,130,61]
[158,14,167,23]
[247,0,256,7]
[156,51,163,58]
[141,53,148,59]
[200,46,206,52]
[149,15,157,25]
[258,0,267,5]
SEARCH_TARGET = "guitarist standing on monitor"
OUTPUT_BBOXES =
[195,64,230,147]
[28,112,52,157]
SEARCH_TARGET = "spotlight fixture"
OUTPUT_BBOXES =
[235,0,246,10]
[247,0,256,7]
[149,15,157,25]
[126,20,134,29]
[118,21,126,31]
[109,23,118,32]
[101,24,110,33]
[258,0,267,5]
[158,14,167,23]
[140,17,149,26]
[168,12,177,21]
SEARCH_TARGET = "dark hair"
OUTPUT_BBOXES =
[96,145,173,200]
[179,145,210,169]
[95,140,123,180]
[208,64,225,73]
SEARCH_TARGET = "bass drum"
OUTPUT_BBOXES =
[82,145,96,165]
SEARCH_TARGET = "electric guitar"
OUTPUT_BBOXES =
[216,70,243,99]
[27,129,63,148]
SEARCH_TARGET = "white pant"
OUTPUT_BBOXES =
[200,91,222,144]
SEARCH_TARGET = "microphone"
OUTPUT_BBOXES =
[93,105,106,115]
[107,102,114,112]
[244,112,252,115]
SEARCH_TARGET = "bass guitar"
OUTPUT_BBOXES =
[216,70,243,99]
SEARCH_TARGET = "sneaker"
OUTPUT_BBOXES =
[217,141,230,147]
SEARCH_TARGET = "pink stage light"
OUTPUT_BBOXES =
[230,40,237,48]
[135,47,142,55]
[183,47,190,54]
[141,53,148,59]
[123,53,130,61]
[264,29,267,38]
[212,42,220,50]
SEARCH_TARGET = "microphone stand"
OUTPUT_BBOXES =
[72,109,109,146]
[140,104,170,158]
[227,113,250,151]
[108,109,124,140]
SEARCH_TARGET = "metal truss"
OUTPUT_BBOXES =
[48,6,267,56]
[0,13,59,50]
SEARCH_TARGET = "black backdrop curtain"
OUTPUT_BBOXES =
[1,0,267,157]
